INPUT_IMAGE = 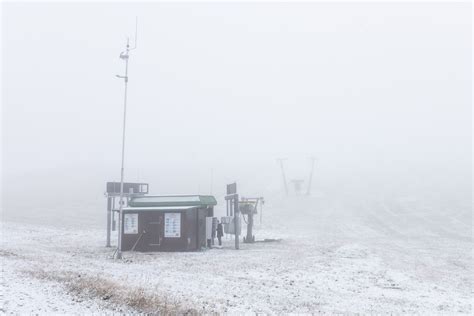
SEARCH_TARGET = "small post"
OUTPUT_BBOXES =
[234,194,239,250]
[106,197,112,247]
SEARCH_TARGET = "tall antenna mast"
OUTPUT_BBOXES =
[115,17,139,260]
[277,158,289,196]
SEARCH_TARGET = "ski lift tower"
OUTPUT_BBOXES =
[276,157,317,196]
[240,196,264,243]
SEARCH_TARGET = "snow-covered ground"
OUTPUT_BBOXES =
[1,195,472,314]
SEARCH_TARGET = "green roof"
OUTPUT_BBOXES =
[129,195,217,208]
[123,206,197,212]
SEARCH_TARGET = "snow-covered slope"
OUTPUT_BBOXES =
[1,194,472,314]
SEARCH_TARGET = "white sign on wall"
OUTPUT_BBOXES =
[124,213,138,234]
[164,213,181,238]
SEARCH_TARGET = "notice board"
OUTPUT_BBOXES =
[164,213,181,238]
[124,213,138,234]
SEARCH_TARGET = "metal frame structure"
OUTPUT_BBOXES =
[240,196,264,243]
[105,182,148,248]
[277,157,317,196]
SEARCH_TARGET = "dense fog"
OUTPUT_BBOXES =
[2,2,471,227]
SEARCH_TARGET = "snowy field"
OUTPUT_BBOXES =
[1,195,472,314]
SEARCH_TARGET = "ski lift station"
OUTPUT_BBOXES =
[108,25,267,256]
[105,181,266,253]
[105,183,217,252]
[120,195,216,252]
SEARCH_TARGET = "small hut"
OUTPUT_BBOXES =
[120,195,217,252]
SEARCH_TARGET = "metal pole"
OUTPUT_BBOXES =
[106,197,112,247]
[246,212,254,243]
[112,197,116,231]
[306,157,316,196]
[116,39,130,259]
[277,158,289,196]
[234,194,239,249]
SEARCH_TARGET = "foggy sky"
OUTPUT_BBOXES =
[1,2,471,220]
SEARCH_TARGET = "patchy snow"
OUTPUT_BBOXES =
[1,196,472,314]
[1,259,110,315]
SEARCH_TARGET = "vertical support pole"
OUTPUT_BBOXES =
[106,197,112,247]
[246,212,254,243]
[234,194,239,250]
[112,197,116,231]
[277,158,289,196]
[306,157,316,196]
[112,197,115,228]
[116,38,130,260]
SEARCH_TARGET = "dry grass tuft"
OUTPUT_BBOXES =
[24,269,198,315]
[0,249,19,257]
